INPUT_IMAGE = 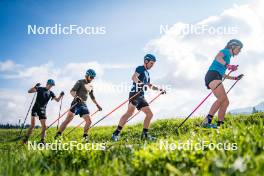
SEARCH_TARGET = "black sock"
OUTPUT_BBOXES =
[113,125,123,135]
[24,135,29,140]
[142,128,148,134]
[40,138,45,142]
[217,121,224,126]
[206,114,213,124]
[57,131,61,135]
[83,134,88,138]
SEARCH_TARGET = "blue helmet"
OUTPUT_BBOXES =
[47,79,55,86]
[144,54,156,62]
[226,39,243,49]
[86,69,96,77]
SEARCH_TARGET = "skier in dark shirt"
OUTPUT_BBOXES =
[23,79,64,144]
[55,69,102,141]
[112,54,166,141]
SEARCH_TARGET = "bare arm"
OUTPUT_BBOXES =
[53,94,63,102]
[91,98,99,106]
[89,90,102,110]
[28,87,37,93]
[215,52,227,66]
[148,83,159,91]
[224,74,236,80]
[70,90,77,98]
[70,80,81,100]
[132,72,141,83]
[28,83,40,93]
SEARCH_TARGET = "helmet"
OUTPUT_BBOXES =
[226,39,243,49]
[86,69,96,77]
[47,79,55,86]
[144,54,156,62]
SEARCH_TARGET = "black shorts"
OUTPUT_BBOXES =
[70,101,90,117]
[31,106,47,119]
[205,70,223,89]
[129,92,149,110]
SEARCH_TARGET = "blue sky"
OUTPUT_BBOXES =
[0,0,249,89]
[0,0,249,65]
[3,0,263,126]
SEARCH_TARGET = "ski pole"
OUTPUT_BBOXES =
[127,91,163,123]
[18,93,36,138]
[64,109,100,137]
[227,78,241,94]
[89,91,142,128]
[33,102,78,140]
[200,76,243,125]
[177,70,233,128]
[57,97,63,130]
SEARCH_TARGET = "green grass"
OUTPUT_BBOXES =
[0,113,264,176]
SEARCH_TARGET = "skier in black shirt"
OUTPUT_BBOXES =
[23,79,64,144]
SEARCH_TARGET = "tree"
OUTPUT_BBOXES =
[252,107,258,114]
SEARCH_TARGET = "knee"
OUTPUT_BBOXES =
[224,98,229,106]
[85,117,92,125]
[146,111,153,119]
[41,125,46,130]
[218,96,228,103]
[65,117,73,125]
[126,110,134,117]
[29,124,35,130]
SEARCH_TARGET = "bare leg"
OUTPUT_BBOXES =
[112,104,136,138]
[39,119,46,140]
[141,106,153,129]
[58,111,74,133]
[26,116,36,138]
[118,103,136,127]
[83,114,92,135]
[208,80,229,122]
[218,97,229,121]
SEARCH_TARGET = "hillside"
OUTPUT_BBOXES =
[0,113,263,176]
[230,101,264,114]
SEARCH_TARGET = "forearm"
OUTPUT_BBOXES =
[70,91,76,98]
[132,75,141,83]
[91,98,99,105]
[224,74,235,80]
[54,95,63,102]
[149,84,159,91]
[28,87,37,93]
[215,57,226,66]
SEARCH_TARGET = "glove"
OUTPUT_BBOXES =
[96,104,103,111]
[226,64,238,71]
[34,83,41,89]
[60,91,65,96]
[234,74,244,80]
[135,82,145,92]
[74,96,82,103]
[136,82,145,88]
[160,89,166,94]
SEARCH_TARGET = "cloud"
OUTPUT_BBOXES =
[0,61,134,126]
[1,0,264,126]
[0,89,26,124]
[144,0,264,117]
[0,60,22,72]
